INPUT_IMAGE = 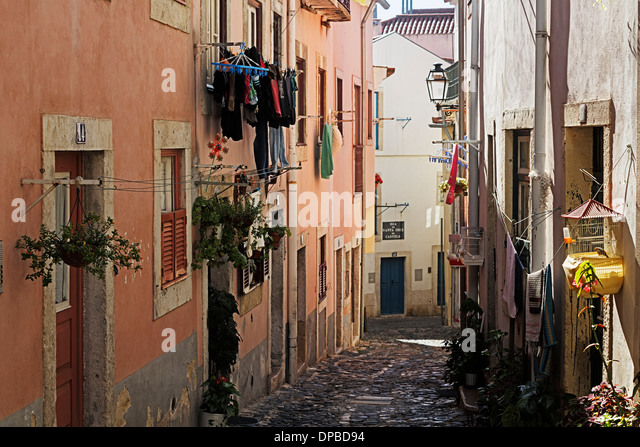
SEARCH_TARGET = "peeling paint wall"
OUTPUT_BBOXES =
[113,334,200,427]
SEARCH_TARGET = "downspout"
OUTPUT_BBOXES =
[286,0,298,385]
[361,0,389,336]
[468,0,479,302]
[532,0,548,273]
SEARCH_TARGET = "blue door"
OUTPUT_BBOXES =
[381,257,405,315]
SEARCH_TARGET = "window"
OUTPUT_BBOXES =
[367,89,373,140]
[354,84,362,193]
[160,150,187,288]
[240,254,270,295]
[318,68,327,131]
[247,0,262,51]
[375,91,380,150]
[354,84,362,147]
[296,58,306,145]
[273,12,282,66]
[204,0,221,83]
[336,77,344,134]
[513,131,531,269]
[318,236,327,302]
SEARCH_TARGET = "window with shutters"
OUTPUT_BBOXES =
[318,235,327,302]
[160,150,188,289]
[239,253,270,295]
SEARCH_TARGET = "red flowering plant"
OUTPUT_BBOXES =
[208,133,230,162]
[375,173,383,188]
[16,212,142,286]
[200,375,241,416]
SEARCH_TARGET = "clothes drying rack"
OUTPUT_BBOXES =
[211,42,269,77]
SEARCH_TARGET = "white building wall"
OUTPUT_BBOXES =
[365,32,450,317]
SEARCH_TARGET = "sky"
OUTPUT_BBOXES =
[375,0,453,20]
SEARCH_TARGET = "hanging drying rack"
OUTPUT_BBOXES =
[211,42,269,78]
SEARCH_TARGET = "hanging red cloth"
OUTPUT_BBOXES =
[445,144,459,205]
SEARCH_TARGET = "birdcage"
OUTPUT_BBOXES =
[562,199,621,256]
[461,227,484,266]
[562,199,624,295]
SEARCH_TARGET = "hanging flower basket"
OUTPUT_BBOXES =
[16,212,142,287]
[438,178,468,196]
[375,173,383,188]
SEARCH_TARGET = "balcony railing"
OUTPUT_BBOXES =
[303,0,351,22]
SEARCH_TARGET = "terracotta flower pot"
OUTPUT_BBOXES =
[455,184,465,194]
[269,232,282,250]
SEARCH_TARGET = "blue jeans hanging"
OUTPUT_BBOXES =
[269,126,289,173]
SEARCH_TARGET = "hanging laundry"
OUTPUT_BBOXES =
[332,124,343,154]
[321,124,334,179]
[253,116,270,179]
[502,234,519,319]
[525,268,544,342]
[538,264,557,377]
[269,126,289,174]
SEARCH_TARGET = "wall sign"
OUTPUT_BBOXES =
[382,221,405,240]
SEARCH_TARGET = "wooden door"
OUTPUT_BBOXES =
[381,257,405,315]
[54,152,83,427]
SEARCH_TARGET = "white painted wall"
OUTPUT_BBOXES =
[366,32,450,316]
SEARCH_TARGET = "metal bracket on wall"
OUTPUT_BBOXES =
[375,202,409,217]
[21,177,102,214]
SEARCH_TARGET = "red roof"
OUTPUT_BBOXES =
[561,199,622,219]
[380,9,455,36]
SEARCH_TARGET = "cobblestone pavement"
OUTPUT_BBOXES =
[238,316,469,427]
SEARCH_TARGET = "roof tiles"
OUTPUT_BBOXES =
[380,8,455,36]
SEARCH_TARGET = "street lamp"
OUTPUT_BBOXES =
[426,63,449,103]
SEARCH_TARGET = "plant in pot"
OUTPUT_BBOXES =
[438,178,468,196]
[192,195,265,271]
[200,288,243,427]
[16,212,142,286]
[260,225,291,251]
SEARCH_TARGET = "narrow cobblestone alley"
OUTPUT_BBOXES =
[238,317,468,427]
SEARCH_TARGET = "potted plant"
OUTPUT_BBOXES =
[200,376,241,427]
[16,212,142,286]
[438,178,468,196]
[192,195,265,271]
[200,288,243,427]
[261,225,291,251]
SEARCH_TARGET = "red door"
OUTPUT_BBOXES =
[54,153,83,427]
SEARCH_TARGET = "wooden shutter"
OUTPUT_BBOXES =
[161,213,175,285]
[263,252,270,279]
[242,264,252,295]
[354,146,363,193]
[174,208,187,277]
[319,262,327,302]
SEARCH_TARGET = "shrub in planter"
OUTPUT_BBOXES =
[16,212,142,286]
[560,381,640,427]
[260,225,291,251]
[192,195,265,270]
[201,288,243,424]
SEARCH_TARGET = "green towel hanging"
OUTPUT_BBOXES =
[321,124,334,179]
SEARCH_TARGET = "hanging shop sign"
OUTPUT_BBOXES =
[382,221,405,240]
[428,145,467,168]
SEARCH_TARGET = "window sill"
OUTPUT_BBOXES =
[161,273,188,291]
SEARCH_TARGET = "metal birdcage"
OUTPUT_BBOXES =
[562,199,624,295]
[562,199,621,256]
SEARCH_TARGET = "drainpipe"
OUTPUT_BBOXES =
[532,0,548,272]
[286,0,298,385]
[467,0,479,302]
[361,0,389,336]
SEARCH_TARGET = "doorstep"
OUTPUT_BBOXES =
[459,386,479,413]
